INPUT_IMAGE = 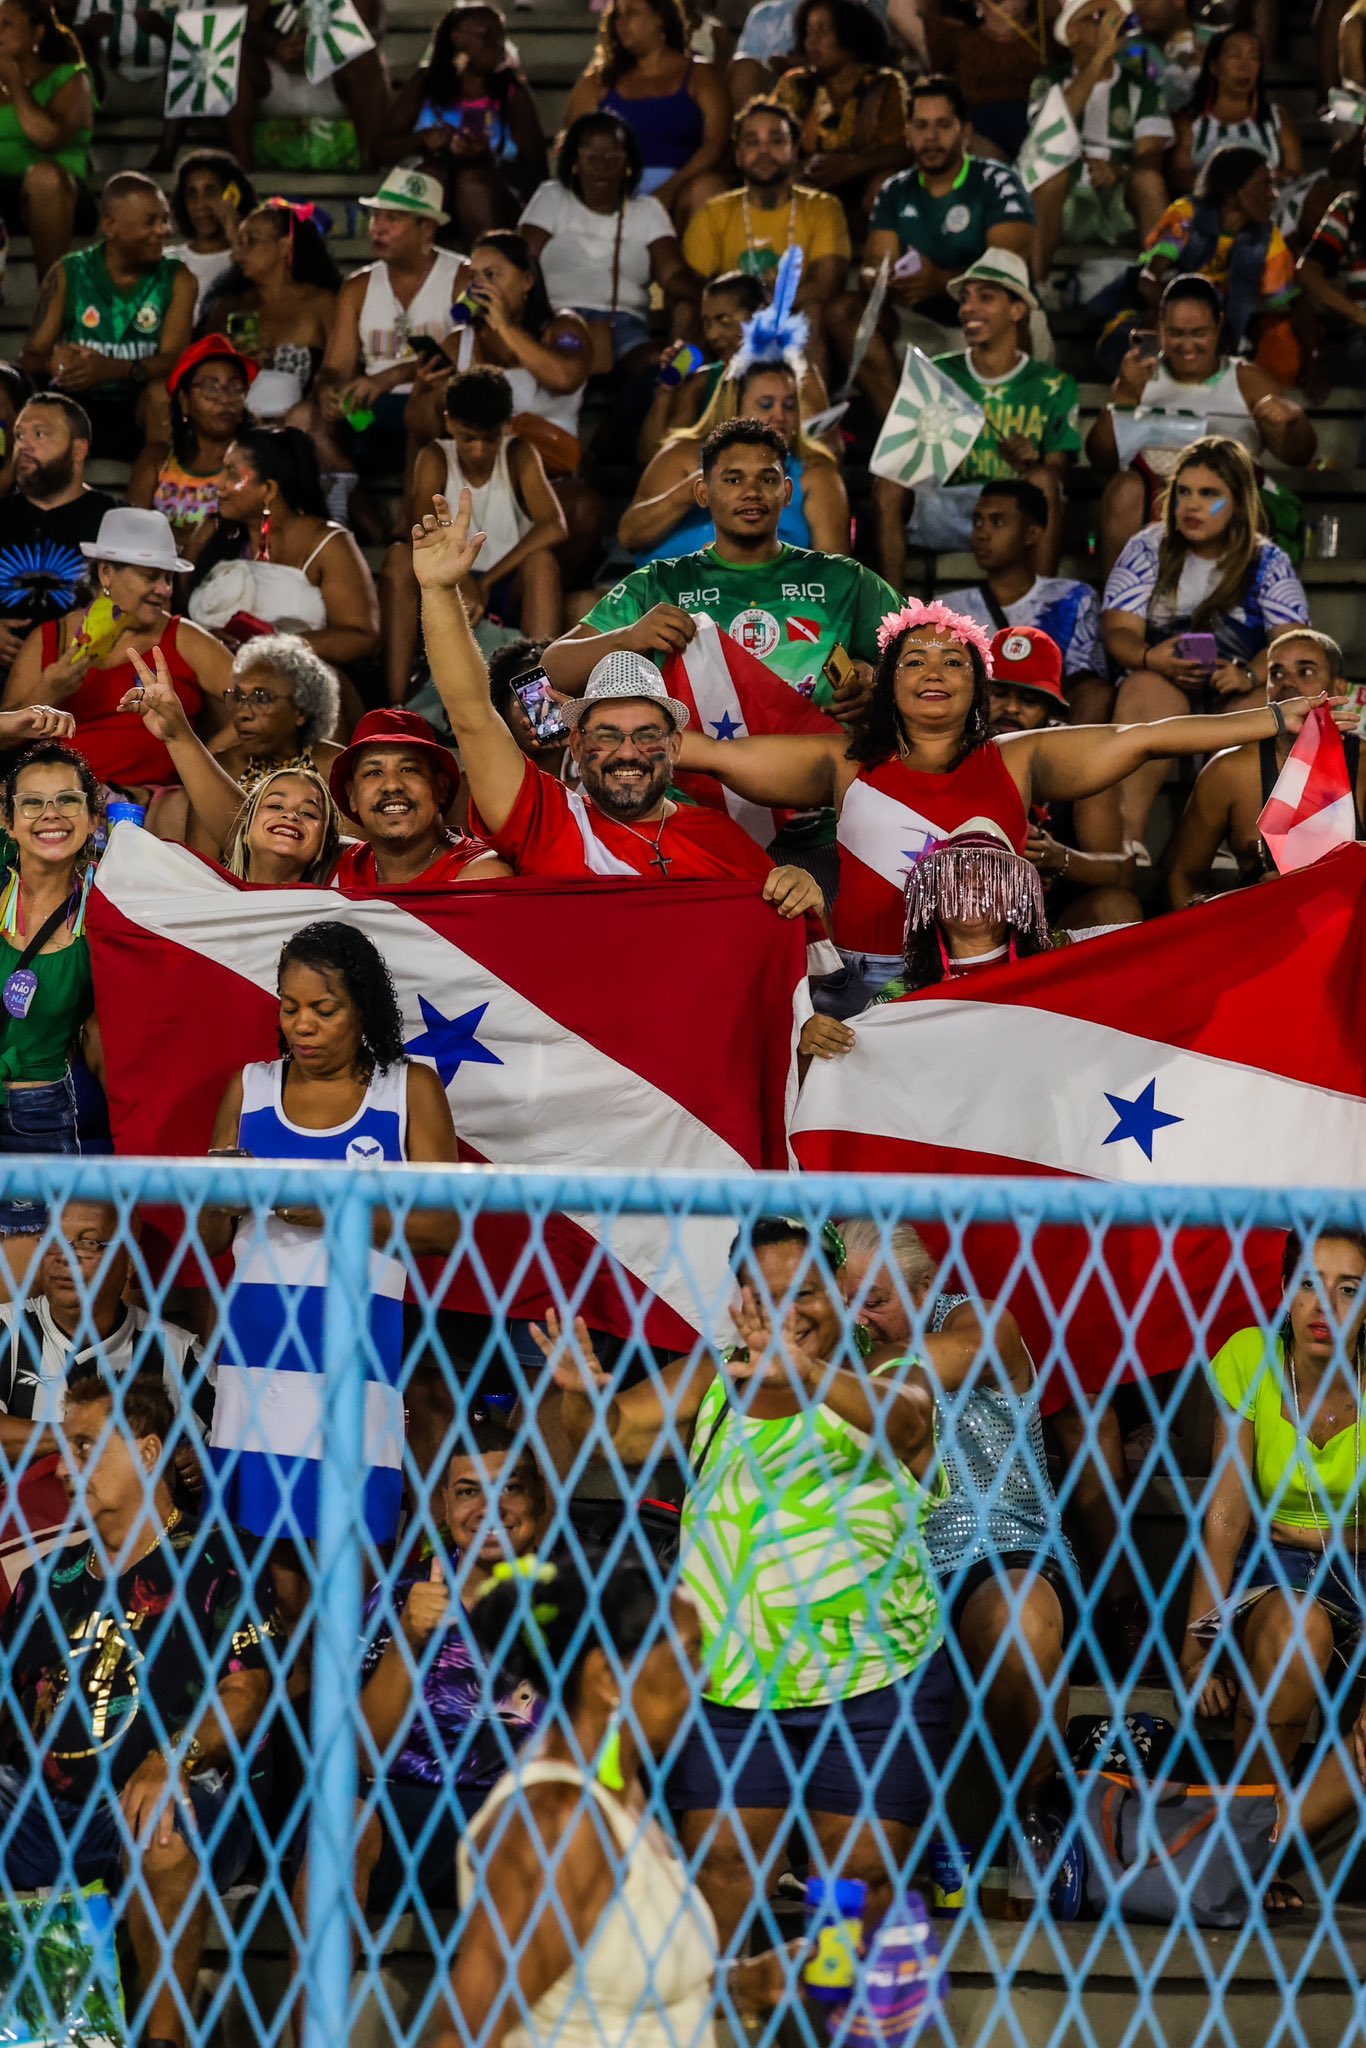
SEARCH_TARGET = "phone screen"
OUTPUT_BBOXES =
[1177,634,1219,667]
[513,670,570,743]
[1132,330,1161,362]
[408,333,450,365]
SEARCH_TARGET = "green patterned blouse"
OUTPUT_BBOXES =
[680,1367,947,1711]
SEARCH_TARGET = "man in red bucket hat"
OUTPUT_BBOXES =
[328,707,511,887]
[988,625,1141,930]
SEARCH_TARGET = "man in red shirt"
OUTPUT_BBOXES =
[411,490,823,919]
[327,707,511,888]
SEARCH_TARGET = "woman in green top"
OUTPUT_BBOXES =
[538,1215,952,1947]
[1181,1227,1366,1849]
[0,0,94,279]
[0,737,99,1240]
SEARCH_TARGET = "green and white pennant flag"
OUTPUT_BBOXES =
[869,347,985,488]
[305,0,376,83]
[1017,82,1082,195]
[164,5,247,116]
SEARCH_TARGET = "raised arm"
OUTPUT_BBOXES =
[531,1311,716,1468]
[1014,694,1351,808]
[116,646,247,852]
[412,489,534,836]
[675,726,843,809]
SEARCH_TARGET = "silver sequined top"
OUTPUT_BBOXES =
[921,1294,1073,1576]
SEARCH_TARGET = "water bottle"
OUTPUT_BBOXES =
[928,1837,973,1913]
[105,799,146,832]
[845,1891,946,2047]
[802,1876,866,2020]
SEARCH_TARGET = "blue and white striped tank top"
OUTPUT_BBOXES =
[210,1058,409,1545]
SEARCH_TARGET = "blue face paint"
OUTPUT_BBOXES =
[1209,497,1228,515]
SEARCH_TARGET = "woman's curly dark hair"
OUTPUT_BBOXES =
[277,921,406,1075]
[847,626,992,768]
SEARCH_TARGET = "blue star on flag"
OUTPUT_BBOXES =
[710,709,744,740]
[405,997,503,1087]
[1102,1078,1182,1162]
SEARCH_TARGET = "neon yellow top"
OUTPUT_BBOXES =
[1210,1327,1366,1530]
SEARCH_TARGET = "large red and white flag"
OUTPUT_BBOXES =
[88,829,807,1348]
[791,847,1366,1410]
[1258,703,1356,874]
[664,621,839,847]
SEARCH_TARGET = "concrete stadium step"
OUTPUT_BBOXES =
[195,1892,1366,2048]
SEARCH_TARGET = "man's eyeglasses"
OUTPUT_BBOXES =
[581,725,672,755]
[14,792,88,819]
[63,1237,114,1262]
[225,686,289,708]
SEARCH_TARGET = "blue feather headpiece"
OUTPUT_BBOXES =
[727,246,809,380]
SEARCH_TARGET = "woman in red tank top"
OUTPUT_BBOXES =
[675,594,1344,1014]
[3,508,233,810]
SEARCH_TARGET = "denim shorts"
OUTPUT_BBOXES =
[572,306,652,361]
[811,950,903,1021]
[669,1652,954,1826]
[0,1761,256,1892]
[0,1072,79,1235]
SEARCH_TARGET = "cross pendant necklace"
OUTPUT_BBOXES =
[618,811,672,874]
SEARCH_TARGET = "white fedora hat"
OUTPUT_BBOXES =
[81,507,192,575]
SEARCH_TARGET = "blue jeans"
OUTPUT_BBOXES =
[0,1072,79,1235]
[0,1762,255,1892]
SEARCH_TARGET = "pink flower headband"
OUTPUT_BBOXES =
[876,599,995,675]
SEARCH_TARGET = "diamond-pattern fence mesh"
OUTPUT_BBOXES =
[1,1158,1364,2048]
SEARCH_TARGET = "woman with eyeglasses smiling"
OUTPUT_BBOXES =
[0,736,101,1248]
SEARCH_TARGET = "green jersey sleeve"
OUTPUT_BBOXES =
[1042,369,1083,458]
[849,563,903,663]
[581,564,668,640]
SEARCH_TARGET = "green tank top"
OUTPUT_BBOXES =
[680,1369,946,1710]
[0,63,89,179]
[0,928,93,1084]
[61,244,181,387]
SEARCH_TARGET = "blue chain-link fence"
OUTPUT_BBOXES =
[1,1161,1363,2048]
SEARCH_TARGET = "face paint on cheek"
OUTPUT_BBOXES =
[1208,498,1228,516]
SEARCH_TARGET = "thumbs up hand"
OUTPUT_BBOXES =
[400,1554,452,1649]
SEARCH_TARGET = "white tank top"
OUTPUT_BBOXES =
[458,1761,718,2048]
[440,438,531,571]
[1139,354,1259,474]
[359,249,464,380]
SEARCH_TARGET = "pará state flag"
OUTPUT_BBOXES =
[163,5,247,116]
[870,348,986,489]
[790,847,1366,1413]
[663,620,840,847]
[1018,82,1083,195]
[304,0,375,82]
[1258,703,1356,875]
[88,828,807,1349]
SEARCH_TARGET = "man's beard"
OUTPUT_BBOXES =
[20,449,76,500]
[582,760,669,822]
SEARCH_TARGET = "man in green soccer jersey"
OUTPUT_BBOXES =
[871,250,1080,591]
[543,419,899,718]
[828,74,1034,416]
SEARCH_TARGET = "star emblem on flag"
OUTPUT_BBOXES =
[304,0,376,80]
[1102,1079,1182,1162]
[710,710,744,740]
[869,348,986,490]
[405,997,503,1088]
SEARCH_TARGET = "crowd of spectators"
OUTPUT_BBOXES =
[0,0,1365,2028]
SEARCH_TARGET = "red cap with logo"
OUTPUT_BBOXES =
[988,625,1066,709]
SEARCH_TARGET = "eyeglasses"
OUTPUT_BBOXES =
[226,686,289,708]
[14,791,88,818]
[581,725,672,754]
[64,1236,114,1261]
[192,376,246,398]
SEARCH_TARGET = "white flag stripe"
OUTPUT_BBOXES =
[681,624,780,847]
[214,1365,404,1468]
[96,829,749,1334]
[835,776,942,892]
[1275,793,1358,870]
[1275,755,1311,806]
[789,991,1366,1187]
